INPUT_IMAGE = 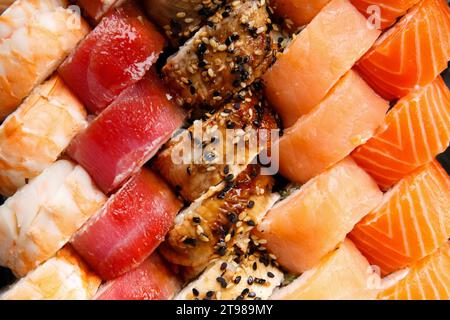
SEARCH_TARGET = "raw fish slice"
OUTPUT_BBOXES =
[270,239,380,300]
[59,1,165,114]
[258,157,383,274]
[67,71,185,194]
[0,246,101,300]
[71,169,183,280]
[263,0,381,126]
[0,75,87,196]
[95,253,181,300]
[352,76,450,190]
[278,70,388,184]
[0,160,106,277]
[350,161,450,275]
[270,0,330,27]
[356,0,450,100]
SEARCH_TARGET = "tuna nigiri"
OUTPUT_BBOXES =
[258,157,383,274]
[356,0,450,100]
[379,242,450,300]
[270,0,330,27]
[352,76,450,190]
[0,0,89,119]
[0,246,101,300]
[350,0,421,30]
[71,169,182,280]
[95,253,181,300]
[350,161,450,275]
[0,160,106,277]
[58,1,165,114]
[263,0,381,127]
[0,75,87,196]
[67,71,185,194]
[278,70,389,184]
[270,239,380,300]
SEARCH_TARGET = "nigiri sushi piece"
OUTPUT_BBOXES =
[95,253,181,300]
[153,94,278,202]
[175,247,283,300]
[356,0,450,100]
[269,0,330,27]
[58,1,165,114]
[143,0,227,46]
[350,161,450,275]
[67,71,185,194]
[379,242,450,300]
[270,239,380,300]
[258,157,382,274]
[352,76,450,191]
[350,0,420,30]
[76,0,124,22]
[71,169,183,280]
[0,246,101,300]
[163,0,276,109]
[0,75,87,197]
[278,70,389,184]
[0,160,106,277]
[0,0,89,119]
[263,0,381,127]
[160,166,279,271]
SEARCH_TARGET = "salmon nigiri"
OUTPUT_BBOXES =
[352,76,450,190]
[271,239,380,300]
[379,242,450,300]
[278,70,389,184]
[270,0,330,27]
[258,157,383,274]
[356,0,450,100]
[350,161,450,276]
[264,0,381,126]
[350,0,420,30]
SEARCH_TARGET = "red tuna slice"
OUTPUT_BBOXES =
[95,253,181,300]
[71,169,183,280]
[59,1,166,114]
[67,71,185,194]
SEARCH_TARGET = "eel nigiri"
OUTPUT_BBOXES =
[278,70,389,184]
[269,0,330,27]
[68,71,185,194]
[95,253,181,300]
[263,0,381,127]
[0,75,87,197]
[0,246,101,300]
[258,157,382,274]
[270,239,380,300]
[350,161,450,275]
[160,166,279,271]
[0,160,106,277]
[352,76,450,191]
[356,0,450,100]
[0,0,89,119]
[59,1,165,114]
[153,94,278,202]
[350,0,421,30]
[379,242,450,300]
[163,0,276,109]
[71,169,182,280]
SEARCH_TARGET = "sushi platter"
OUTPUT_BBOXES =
[0,0,449,301]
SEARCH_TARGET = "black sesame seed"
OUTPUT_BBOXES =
[190,86,196,95]
[206,291,214,298]
[246,220,256,227]
[216,277,228,288]
[193,217,201,224]
[241,288,250,296]
[183,238,197,246]
[224,174,234,182]
[236,295,244,300]
[247,201,255,209]
[233,103,241,110]
[220,262,228,271]
[234,276,242,284]
[226,121,235,129]
[228,213,238,224]
[192,288,199,296]
[247,277,254,285]
[187,166,192,176]
[223,165,230,175]
[252,262,257,271]
[257,278,266,285]
[267,272,275,278]
[217,246,227,256]
[248,292,256,298]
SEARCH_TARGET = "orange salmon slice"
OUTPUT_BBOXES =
[278,70,389,184]
[264,0,381,127]
[258,157,383,274]
[270,0,330,27]
[379,242,450,300]
[352,76,450,190]
[350,0,421,30]
[356,0,450,100]
[350,161,450,276]
[270,239,380,300]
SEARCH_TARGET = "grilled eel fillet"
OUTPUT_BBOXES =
[162,0,277,109]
